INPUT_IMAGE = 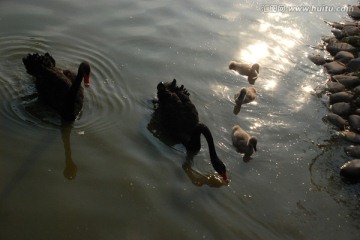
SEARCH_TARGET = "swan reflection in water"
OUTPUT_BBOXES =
[60,120,78,180]
[182,159,227,188]
[23,97,79,180]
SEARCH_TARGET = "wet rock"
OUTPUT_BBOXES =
[348,5,360,20]
[331,29,344,39]
[326,81,346,93]
[342,26,360,37]
[327,21,360,30]
[353,85,360,95]
[340,159,360,181]
[331,102,351,116]
[322,36,337,44]
[349,115,360,132]
[344,145,360,158]
[331,26,360,39]
[329,91,354,104]
[353,97,360,107]
[331,74,360,88]
[331,25,360,39]
[326,41,357,55]
[353,109,360,115]
[342,36,360,48]
[325,113,348,130]
[342,131,360,143]
[334,51,354,64]
[324,61,347,74]
[347,58,360,71]
[308,54,327,65]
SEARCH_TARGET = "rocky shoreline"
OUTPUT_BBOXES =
[308,5,360,182]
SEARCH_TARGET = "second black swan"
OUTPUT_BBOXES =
[154,79,228,182]
[23,53,91,121]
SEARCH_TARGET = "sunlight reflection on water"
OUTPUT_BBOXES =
[264,79,277,90]
[239,41,269,63]
[238,15,303,70]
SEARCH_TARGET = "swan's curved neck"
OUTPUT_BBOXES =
[68,71,84,101]
[188,123,222,169]
[62,69,84,120]
[236,90,246,103]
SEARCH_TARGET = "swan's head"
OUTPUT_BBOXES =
[157,79,180,93]
[214,160,228,183]
[248,63,259,85]
[79,61,91,87]
[157,79,178,92]
[157,81,165,91]
[249,137,257,152]
[228,61,237,70]
[251,63,260,73]
[235,88,247,105]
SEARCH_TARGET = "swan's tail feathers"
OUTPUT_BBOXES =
[22,52,56,76]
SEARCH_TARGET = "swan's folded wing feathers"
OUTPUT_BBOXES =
[63,69,77,83]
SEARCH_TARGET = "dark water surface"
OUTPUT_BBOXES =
[1,0,360,239]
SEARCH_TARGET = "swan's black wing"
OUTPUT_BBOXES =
[23,53,83,116]
[157,80,199,141]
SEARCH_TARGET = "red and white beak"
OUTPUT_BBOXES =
[84,74,90,87]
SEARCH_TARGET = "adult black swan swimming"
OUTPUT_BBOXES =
[152,79,228,182]
[23,53,91,121]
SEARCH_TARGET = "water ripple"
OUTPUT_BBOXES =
[0,35,128,133]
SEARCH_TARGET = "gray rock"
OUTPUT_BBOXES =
[329,91,354,104]
[342,131,360,144]
[331,74,360,88]
[348,5,360,20]
[353,108,360,115]
[334,51,354,64]
[342,26,360,37]
[326,81,346,93]
[322,36,337,44]
[342,36,360,48]
[344,145,360,158]
[347,58,360,71]
[327,21,360,30]
[340,159,360,181]
[353,97,360,107]
[308,54,327,65]
[331,29,344,39]
[325,113,348,130]
[326,41,357,55]
[331,26,360,39]
[331,102,351,116]
[353,85,360,95]
[324,61,347,74]
[349,115,360,132]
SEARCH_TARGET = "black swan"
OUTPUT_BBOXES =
[152,79,228,182]
[23,53,91,121]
